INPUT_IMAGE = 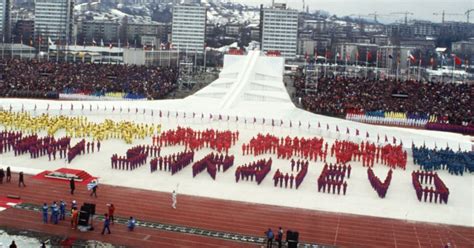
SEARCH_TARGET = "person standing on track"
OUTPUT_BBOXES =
[172,190,177,209]
[265,228,274,248]
[108,204,115,225]
[101,213,111,235]
[18,171,25,187]
[6,167,11,183]
[70,178,75,195]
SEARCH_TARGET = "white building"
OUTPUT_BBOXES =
[171,3,206,54]
[260,3,298,58]
[0,0,11,40]
[34,0,74,43]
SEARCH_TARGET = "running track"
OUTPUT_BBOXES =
[0,173,472,247]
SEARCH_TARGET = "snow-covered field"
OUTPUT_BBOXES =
[0,102,472,228]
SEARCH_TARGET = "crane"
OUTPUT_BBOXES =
[367,12,390,23]
[466,9,474,23]
[433,10,464,23]
[390,11,414,24]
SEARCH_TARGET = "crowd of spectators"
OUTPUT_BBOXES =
[295,75,472,126]
[0,59,178,99]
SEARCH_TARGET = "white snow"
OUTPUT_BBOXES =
[0,51,472,227]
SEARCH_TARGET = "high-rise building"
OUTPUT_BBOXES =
[0,0,11,41]
[260,3,298,58]
[171,3,206,53]
[34,0,74,43]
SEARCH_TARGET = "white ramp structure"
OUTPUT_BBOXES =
[184,50,295,114]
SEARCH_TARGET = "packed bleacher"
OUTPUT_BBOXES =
[0,59,178,100]
[295,75,473,134]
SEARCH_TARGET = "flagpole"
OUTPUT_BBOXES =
[407,58,411,80]
[203,46,207,72]
[396,56,399,81]
[417,58,421,81]
[375,51,379,80]
[452,57,455,83]
[365,51,369,79]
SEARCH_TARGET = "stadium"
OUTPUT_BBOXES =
[0,49,472,247]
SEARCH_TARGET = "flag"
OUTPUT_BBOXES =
[408,53,416,63]
[100,39,104,47]
[452,54,462,65]
[92,38,97,46]
[109,43,113,49]
[48,37,54,46]
[325,50,331,59]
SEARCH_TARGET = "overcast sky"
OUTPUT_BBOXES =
[233,0,473,23]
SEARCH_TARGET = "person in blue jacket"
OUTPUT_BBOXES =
[42,203,48,223]
[265,228,274,248]
[127,216,136,231]
[59,201,66,221]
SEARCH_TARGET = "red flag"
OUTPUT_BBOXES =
[452,54,462,65]
[325,50,331,59]
[367,51,372,61]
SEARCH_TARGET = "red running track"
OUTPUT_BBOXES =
[0,173,472,248]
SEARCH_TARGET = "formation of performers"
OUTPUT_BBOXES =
[367,168,393,198]
[149,151,195,175]
[0,131,22,153]
[0,111,159,144]
[412,170,449,204]
[412,146,473,175]
[242,134,327,161]
[192,153,235,179]
[317,163,350,195]
[235,158,272,185]
[331,140,407,169]
[153,127,238,153]
[67,139,86,163]
[112,145,151,171]
[273,159,309,189]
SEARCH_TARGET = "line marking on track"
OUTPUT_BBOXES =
[143,234,151,241]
